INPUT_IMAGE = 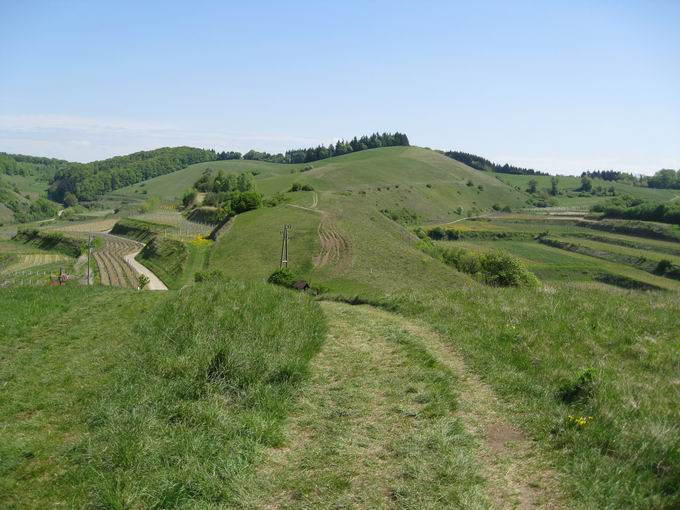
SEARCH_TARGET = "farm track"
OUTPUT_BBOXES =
[247,302,563,509]
[314,219,351,273]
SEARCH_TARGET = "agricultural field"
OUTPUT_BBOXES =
[430,215,680,291]
[44,218,118,234]
[130,210,213,240]
[497,173,679,207]
[91,234,142,288]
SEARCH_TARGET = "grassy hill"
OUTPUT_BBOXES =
[4,141,680,508]
[497,173,679,208]
[112,146,531,220]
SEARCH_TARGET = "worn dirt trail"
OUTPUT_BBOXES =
[242,302,563,509]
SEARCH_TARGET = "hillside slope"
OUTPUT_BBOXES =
[202,148,531,294]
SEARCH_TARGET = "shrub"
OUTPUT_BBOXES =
[478,252,540,287]
[558,368,596,404]
[267,268,297,288]
[655,259,673,275]
[427,226,446,240]
[194,269,225,283]
[137,274,150,290]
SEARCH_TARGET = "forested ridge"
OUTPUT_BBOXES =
[442,150,548,176]
[221,131,410,164]
[48,147,216,202]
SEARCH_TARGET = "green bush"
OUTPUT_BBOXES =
[267,268,297,288]
[478,252,540,287]
[194,269,225,282]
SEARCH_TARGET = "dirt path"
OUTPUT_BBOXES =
[242,302,563,509]
[123,250,167,290]
[314,218,351,272]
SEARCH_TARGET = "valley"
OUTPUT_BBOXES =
[1,143,679,509]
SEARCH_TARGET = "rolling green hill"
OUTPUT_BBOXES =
[497,172,679,207]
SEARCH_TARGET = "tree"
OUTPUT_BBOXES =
[64,192,78,207]
[550,177,559,196]
[182,189,197,208]
[579,176,593,192]
[527,179,538,194]
[236,172,254,192]
[137,274,150,290]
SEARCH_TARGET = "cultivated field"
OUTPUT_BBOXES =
[92,234,142,288]
[130,211,213,240]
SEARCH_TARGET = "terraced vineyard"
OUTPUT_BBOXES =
[92,235,142,288]
[131,211,213,240]
[44,219,118,234]
[1,253,69,274]
[433,214,680,291]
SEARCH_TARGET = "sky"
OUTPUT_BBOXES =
[1,0,678,175]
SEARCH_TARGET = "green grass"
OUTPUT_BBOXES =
[497,173,679,207]
[136,236,212,289]
[0,286,163,508]
[0,281,326,508]
[2,173,50,199]
[111,159,300,201]
[240,301,493,508]
[208,204,320,281]
[387,284,680,509]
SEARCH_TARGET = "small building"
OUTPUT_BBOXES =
[292,280,310,292]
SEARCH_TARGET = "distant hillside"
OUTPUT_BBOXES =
[442,150,548,176]
[49,146,216,203]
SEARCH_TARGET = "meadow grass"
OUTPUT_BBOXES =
[496,173,679,206]
[0,286,162,508]
[78,280,326,508]
[385,284,680,509]
[240,301,493,508]
[1,281,326,508]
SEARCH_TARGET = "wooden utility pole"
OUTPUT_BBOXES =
[280,224,291,268]
[87,233,91,285]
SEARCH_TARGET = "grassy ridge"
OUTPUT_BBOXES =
[0,287,162,508]
[387,285,680,509]
[83,281,326,508]
[0,282,326,508]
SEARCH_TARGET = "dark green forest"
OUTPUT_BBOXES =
[48,147,216,202]
[442,150,548,176]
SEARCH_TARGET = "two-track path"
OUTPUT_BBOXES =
[242,302,563,509]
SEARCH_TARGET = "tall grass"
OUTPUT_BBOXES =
[386,284,680,509]
[82,280,326,507]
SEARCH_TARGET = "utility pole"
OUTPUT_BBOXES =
[87,233,92,286]
[280,224,291,268]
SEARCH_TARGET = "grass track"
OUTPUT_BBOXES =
[242,302,563,509]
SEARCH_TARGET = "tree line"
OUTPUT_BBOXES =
[442,150,548,176]
[592,195,680,225]
[581,169,680,189]
[49,147,216,202]
[45,132,409,204]
[239,132,410,164]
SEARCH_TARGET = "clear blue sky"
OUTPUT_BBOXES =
[1,0,678,174]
